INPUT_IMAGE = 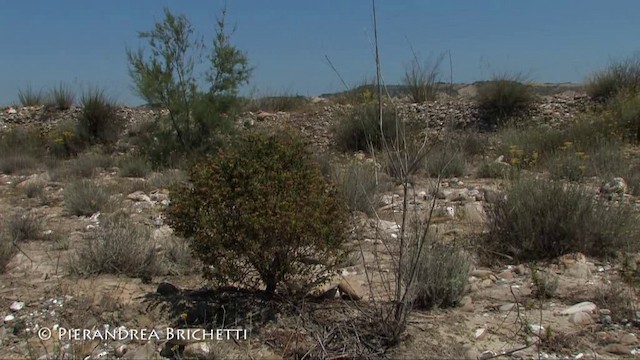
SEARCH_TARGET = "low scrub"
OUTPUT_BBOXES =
[424,145,466,178]
[166,130,349,294]
[586,56,640,101]
[148,169,186,190]
[0,234,16,273]
[476,74,534,126]
[64,180,112,216]
[17,86,46,106]
[333,161,381,215]
[69,214,158,277]
[403,54,442,103]
[245,94,309,112]
[77,88,123,145]
[484,177,640,262]
[410,241,471,310]
[67,151,114,178]
[0,154,38,175]
[6,211,44,242]
[118,155,152,178]
[476,160,509,179]
[604,92,640,143]
[335,103,402,153]
[47,119,87,158]
[49,83,75,110]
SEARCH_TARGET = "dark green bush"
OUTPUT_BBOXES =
[335,103,401,153]
[166,130,349,294]
[77,88,124,145]
[586,56,640,101]
[484,177,640,261]
[476,74,534,126]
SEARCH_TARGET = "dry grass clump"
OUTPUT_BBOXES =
[64,180,113,216]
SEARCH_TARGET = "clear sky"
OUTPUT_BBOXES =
[2,0,639,106]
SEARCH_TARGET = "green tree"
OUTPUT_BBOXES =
[126,7,252,165]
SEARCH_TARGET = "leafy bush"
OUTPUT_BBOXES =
[77,88,123,145]
[410,241,471,310]
[64,180,112,216]
[118,155,152,178]
[586,56,640,100]
[127,7,251,165]
[335,103,401,153]
[49,83,75,110]
[69,213,158,277]
[17,86,45,106]
[166,131,349,294]
[403,54,442,103]
[476,74,534,125]
[484,177,640,261]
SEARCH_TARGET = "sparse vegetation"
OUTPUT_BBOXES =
[476,73,534,126]
[118,155,152,178]
[245,94,309,112]
[22,180,46,199]
[403,53,442,103]
[586,56,640,101]
[6,210,44,242]
[333,161,382,215]
[69,213,158,277]
[424,145,466,177]
[17,86,46,106]
[64,180,112,216]
[67,151,113,178]
[77,88,123,145]
[0,154,39,175]
[477,160,508,179]
[166,130,349,294]
[49,83,75,110]
[484,177,640,262]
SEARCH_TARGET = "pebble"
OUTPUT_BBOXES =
[10,301,25,312]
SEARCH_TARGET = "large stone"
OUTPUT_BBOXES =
[561,302,597,315]
[602,343,630,355]
[123,342,157,360]
[569,311,593,326]
[183,342,214,359]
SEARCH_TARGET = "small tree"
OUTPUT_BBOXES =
[126,7,252,165]
[166,130,349,294]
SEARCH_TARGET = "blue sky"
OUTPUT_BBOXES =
[2,0,639,106]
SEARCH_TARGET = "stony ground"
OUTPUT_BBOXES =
[2,87,640,359]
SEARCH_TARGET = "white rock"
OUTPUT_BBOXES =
[528,324,545,337]
[10,301,25,312]
[6,107,17,114]
[4,314,15,322]
[560,301,597,315]
[475,328,488,340]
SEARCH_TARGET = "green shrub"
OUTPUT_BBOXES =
[69,213,158,277]
[496,125,565,168]
[548,150,587,182]
[332,82,377,105]
[604,92,640,143]
[403,54,442,103]
[586,56,640,100]
[77,88,123,145]
[127,7,250,166]
[148,169,186,190]
[6,211,44,242]
[118,156,152,178]
[0,126,46,158]
[166,130,349,294]
[64,180,112,216]
[476,74,534,125]
[335,103,401,153]
[17,86,45,106]
[49,83,75,110]
[410,241,471,310]
[484,177,640,261]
